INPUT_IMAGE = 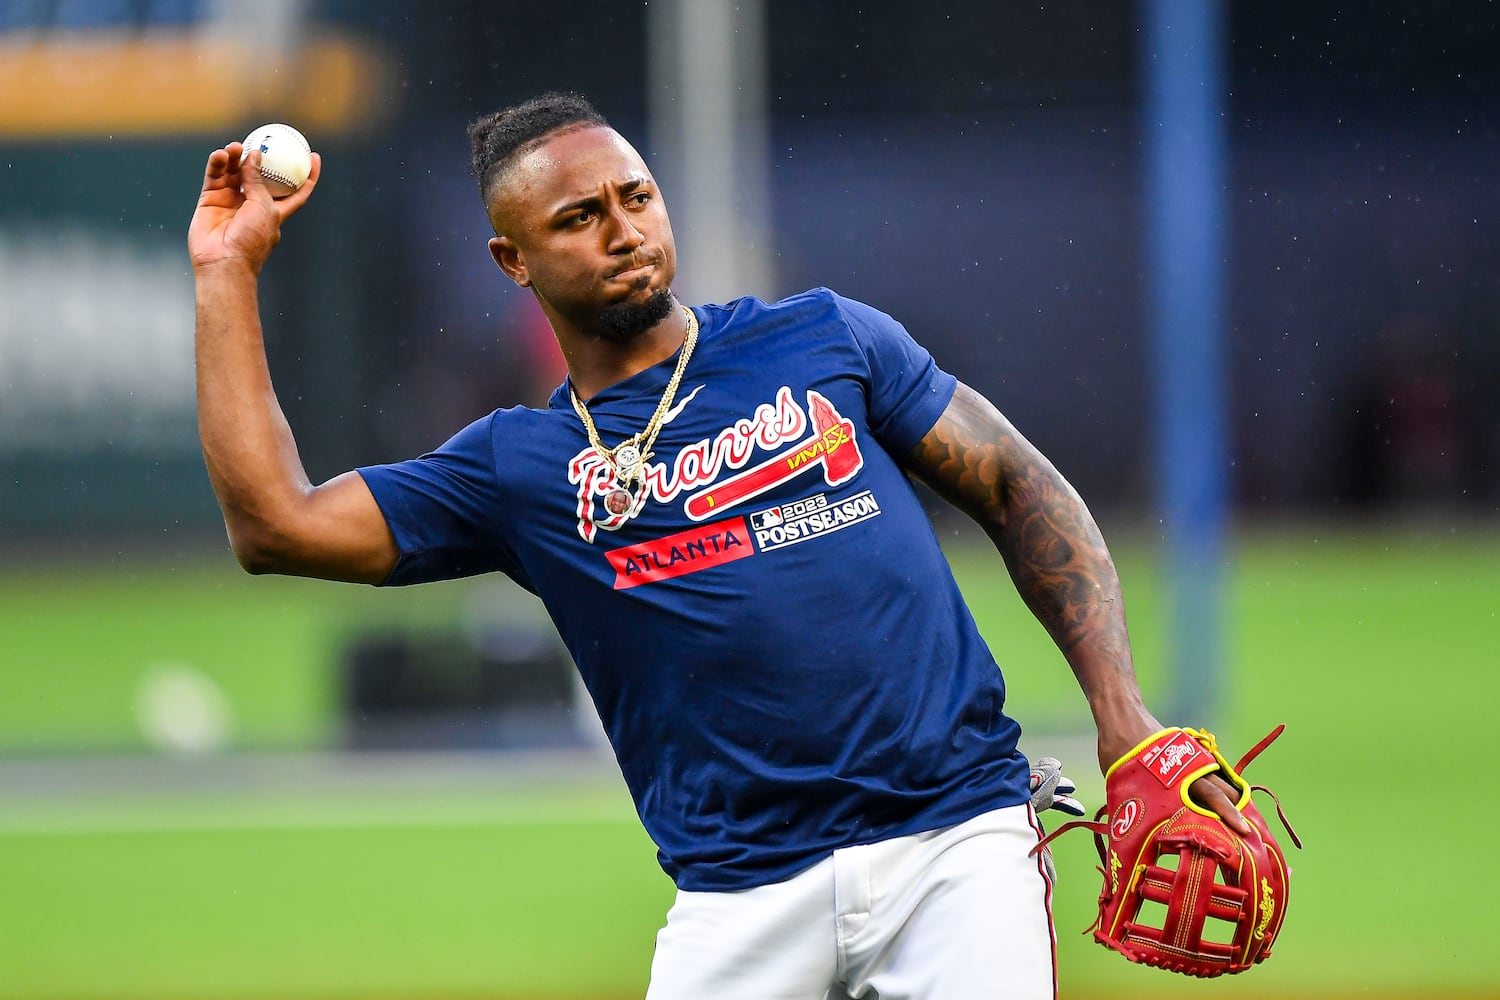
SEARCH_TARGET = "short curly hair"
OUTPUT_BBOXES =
[468,92,610,205]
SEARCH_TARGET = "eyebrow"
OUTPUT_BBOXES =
[552,177,650,218]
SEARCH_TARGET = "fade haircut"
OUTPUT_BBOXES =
[468,92,611,206]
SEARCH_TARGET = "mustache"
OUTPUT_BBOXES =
[607,251,664,279]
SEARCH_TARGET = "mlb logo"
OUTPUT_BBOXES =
[750,507,784,530]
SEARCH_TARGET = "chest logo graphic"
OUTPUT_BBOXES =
[568,387,864,542]
[683,390,862,520]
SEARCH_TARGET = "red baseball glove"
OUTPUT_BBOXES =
[1033,725,1302,978]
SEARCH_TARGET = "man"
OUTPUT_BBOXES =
[190,92,1247,999]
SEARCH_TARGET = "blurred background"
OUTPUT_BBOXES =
[1,1,1496,998]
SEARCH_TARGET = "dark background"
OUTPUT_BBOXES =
[3,0,1496,540]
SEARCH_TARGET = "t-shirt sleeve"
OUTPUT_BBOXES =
[356,413,522,587]
[833,293,958,455]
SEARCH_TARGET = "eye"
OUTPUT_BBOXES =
[571,209,595,226]
[629,191,651,207]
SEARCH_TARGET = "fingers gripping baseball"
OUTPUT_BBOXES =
[188,144,321,274]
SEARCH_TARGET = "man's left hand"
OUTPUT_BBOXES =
[1029,755,1086,885]
[1029,756,1086,817]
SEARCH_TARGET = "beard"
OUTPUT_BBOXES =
[595,286,675,344]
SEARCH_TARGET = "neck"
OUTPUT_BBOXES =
[559,298,691,400]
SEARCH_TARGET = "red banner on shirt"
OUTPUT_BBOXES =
[606,517,755,589]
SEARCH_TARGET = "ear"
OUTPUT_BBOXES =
[489,236,531,288]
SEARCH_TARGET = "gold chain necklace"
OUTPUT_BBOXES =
[569,305,698,517]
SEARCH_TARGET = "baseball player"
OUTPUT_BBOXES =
[189,92,1249,998]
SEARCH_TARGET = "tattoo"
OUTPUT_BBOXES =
[905,383,1130,661]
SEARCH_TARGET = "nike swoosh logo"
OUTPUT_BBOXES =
[662,384,706,425]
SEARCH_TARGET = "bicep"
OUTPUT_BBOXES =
[901,380,1047,531]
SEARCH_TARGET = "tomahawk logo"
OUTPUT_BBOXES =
[683,390,863,520]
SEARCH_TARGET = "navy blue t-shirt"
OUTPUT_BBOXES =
[358,288,1030,890]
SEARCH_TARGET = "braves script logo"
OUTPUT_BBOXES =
[568,386,863,542]
[1140,731,1210,788]
[1111,798,1143,839]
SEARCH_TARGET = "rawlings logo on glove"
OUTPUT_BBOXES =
[1033,725,1302,978]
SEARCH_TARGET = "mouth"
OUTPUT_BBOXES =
[607,255,659,284]
[610,265,653,284]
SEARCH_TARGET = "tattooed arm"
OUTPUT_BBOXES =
[904,382,1248,822]
[903,382,1152,768]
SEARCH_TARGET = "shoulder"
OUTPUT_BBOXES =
[438,403,563,456]
[696,287,876,337]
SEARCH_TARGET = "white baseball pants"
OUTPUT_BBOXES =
[645,804,1057,1000]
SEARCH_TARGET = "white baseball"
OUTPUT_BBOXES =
[240,123,312,198]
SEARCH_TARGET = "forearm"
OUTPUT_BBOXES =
[905,383,1159,766]
[981,463,1155,751]
[194,263,315,568]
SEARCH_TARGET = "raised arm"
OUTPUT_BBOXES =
[189,143,397,584]
[903,381,1248,828]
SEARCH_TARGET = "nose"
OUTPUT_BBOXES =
[603,203,645,254]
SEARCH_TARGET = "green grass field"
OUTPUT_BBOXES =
[2,525,1497,998]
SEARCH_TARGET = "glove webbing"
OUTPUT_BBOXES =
[1129,834,1250,962]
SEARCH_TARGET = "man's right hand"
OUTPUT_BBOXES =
[188,143,321,275]
[190,141,397,586]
